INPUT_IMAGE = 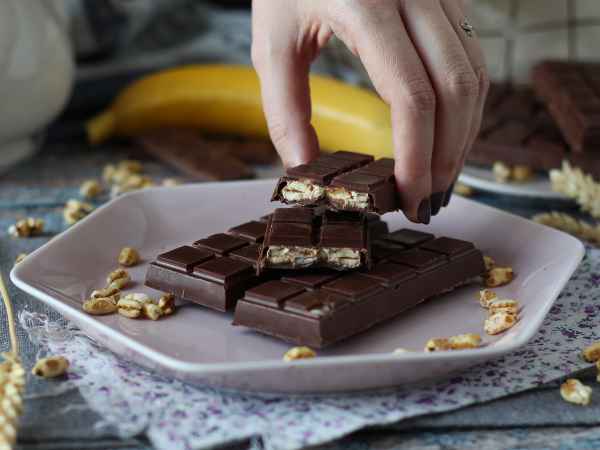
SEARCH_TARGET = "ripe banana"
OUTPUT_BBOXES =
[86,64,394,158]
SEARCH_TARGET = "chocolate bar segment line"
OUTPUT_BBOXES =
[234,234,486,348]
[259,208,370,272]
[272,151,399,214]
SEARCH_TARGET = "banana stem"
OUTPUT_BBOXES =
[0,273,19,356]
[86,110,115,145]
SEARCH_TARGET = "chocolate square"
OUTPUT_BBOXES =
[193,233,249,255]
[421,237,475,259]
[228,221,267,243]
[322,273,383,300]
[388,248,446,272]
[156,245,214,273]
[244,280,305,308]
[322,210,364,224]
[283,290,349,317]
[267,222,314,247]
[371,240,407,260]
[330,172,386,192]
[193,256,254,284]
[362,262,416,287]
[320,223,365,248]
[281,271,340,289]
[271,207,314,224]
[229,243,261,266]
[286,164,338,184]
[331,151,374,164]
[356,158,395,178]
[384,229,434,247]
[312,153,367,172]
[283,291,325,316]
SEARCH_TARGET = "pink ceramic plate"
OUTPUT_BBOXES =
[11,180,584,393]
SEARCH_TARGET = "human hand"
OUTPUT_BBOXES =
[251,0,488,223]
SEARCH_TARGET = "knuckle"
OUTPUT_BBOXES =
[268,119,290,148]
[444,67,479,101]
[402,77,437,114]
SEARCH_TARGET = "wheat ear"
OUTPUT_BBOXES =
[0,273,25,449]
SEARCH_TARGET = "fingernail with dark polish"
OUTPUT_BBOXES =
[443,182,456,207]
[417,198,431,224]
[430,192,444,216]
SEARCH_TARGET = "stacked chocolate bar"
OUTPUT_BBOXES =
[145,151,486,347]
[467,61,600,178]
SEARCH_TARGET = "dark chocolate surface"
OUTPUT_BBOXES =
[272,150,399,214]
[234,232,486,348]
[227,221,267,243]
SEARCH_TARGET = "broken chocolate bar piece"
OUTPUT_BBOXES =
[145,212,389,311]
[234,233,486,348]
[467,83,600,178]
[145,212,388,310]
[259,208,371,272]
[272,151,399,214]
[533,61,600,153]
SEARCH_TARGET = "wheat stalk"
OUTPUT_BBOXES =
[550,161,600,219]
[533,211,600,244]
[0,274,25,450]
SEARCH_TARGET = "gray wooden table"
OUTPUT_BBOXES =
[2,141,600,450]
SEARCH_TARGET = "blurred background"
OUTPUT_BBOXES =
[2,0,599,174]
[1,0,600,229]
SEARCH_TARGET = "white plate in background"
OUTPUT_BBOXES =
[460,165,569,201]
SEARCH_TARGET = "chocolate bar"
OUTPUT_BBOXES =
[533,61,600,153]
[137,128,254,181]
[272,151,399,214]
[234,230,486,348]
[467,84,600,178]
[259,208,371,272]
[145,214,389,311]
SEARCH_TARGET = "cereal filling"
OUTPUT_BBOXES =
[325,187,370,210]
[281,179,325,203]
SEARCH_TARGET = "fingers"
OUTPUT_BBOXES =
[440,0,490,170]
[327,3,435,223]
[251,0,322,168]
[439,0,490,207]
[399,0,480,215]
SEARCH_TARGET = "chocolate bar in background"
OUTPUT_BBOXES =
[206,136,279,165]
[259,208,371,272]
[145,213,389,311]
[234,229,486,348]
[137,128,279,181]
[533,61,600,153]
[272,151,399,214]
[467,84,600,179]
